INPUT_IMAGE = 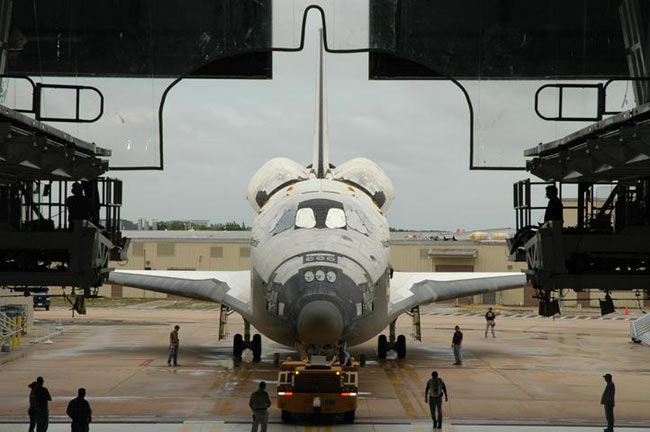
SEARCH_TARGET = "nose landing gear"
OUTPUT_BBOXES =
[233,320,262,361]
[377,320,407,359]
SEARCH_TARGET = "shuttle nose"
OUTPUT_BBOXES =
[297,300,344,344]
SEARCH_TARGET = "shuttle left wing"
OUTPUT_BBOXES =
[107,270,252,319]
[388,272,527,320]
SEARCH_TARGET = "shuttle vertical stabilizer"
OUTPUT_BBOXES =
[312,29,330,179]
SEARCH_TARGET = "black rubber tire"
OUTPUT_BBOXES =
[359,353,366,367]
[396,334,406,359]
[45,306,50,311]
[343,410,355,423]
[281,410,292,423]
[252,334,262,360]
[378,335,388,359]
[273,352,280,366]
[233,333,243,358]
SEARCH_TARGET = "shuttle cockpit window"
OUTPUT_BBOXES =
[295,208,317,229]
[346,208,370,235]
[271,208,296,235]
[295,199,346,229]
[325,208,346,229]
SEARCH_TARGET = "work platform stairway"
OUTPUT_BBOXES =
[511,100,650,315]
[0,102,126,301]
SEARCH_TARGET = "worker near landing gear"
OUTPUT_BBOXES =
[249,381,271,432]
[425,371,448,429]
[168,325,180,367]
[485,307,496,338]
[452,325,463,365]
[601,373,616,432]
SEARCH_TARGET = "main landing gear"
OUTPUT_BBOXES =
[233,320,262,361]
[377,320,406,359]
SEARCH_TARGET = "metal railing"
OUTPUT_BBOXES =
[630,313,650,345]
[513,179,617,231]
[0,311,22,350]
[6,177,123,245]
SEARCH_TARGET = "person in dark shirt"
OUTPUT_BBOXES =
[425,371,448,429]
[601,373,616,432]
[168,325,180,366]
[336,342,349,366]
[249,381,271,432]
[65,182,91,228]
[451,326,463,365]
[544,185,563,225]
[33,376,52,432]
[66,388,92,432]
[485,307,496,338]
[28,381,38,432]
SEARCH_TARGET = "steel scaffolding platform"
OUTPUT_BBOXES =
[525,102,650,183]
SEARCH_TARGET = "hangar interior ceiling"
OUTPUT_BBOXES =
[0,0,646,169]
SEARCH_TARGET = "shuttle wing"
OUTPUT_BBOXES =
[388,272,527,320]
[107,270,252,319]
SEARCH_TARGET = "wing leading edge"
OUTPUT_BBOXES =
[388,272,527,321]
[107,270,252,319]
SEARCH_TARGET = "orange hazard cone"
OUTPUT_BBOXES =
[625,305,629,316]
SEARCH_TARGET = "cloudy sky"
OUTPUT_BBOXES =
[3,11,635,231]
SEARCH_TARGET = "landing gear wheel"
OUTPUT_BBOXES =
[378,334,388,359]
[359,353,366,367]
[281,410,292,423]
[396,334,406,359]
[273,352,280,366]
[252,334,262,360]
[343,410,355,423]
[233,333,243,358]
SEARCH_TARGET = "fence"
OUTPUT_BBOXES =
[0,308,23,351]
[630,313,650,345]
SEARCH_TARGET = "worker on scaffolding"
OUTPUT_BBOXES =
[544,185,564,226]
[65,182,92,229]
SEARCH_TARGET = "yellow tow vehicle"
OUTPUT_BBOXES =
[277,356,359,423]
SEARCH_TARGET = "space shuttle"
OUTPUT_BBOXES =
[109,30,525,360]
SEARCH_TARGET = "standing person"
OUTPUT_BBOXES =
[451,326,463,365]
[249,381,271,432]
[66,388,92,432]
[544,185,563,225]
[65,182,91,228]
[168,325,180,367]
[425,371,448,429]
[601,373,616,432]
[485,307,496,338]
[33,377,52,432]
[28,380,38,432]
